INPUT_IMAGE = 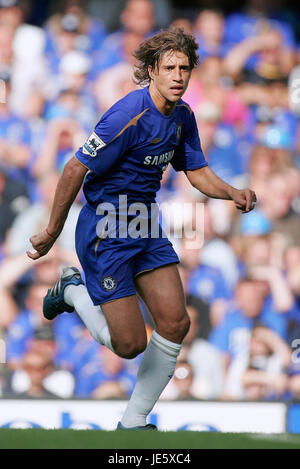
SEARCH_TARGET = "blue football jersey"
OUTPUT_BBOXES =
[75,87,207,208]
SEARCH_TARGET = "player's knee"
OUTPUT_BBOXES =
[159,311,190,343]
[175,314,190,340]
[113,339,147,359]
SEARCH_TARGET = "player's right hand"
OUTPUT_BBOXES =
[27,229,57,260]
[232,188,256,213]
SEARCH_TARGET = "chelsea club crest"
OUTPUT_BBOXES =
[101,276,117,291]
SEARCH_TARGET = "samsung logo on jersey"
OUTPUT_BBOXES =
[143,150,174,166]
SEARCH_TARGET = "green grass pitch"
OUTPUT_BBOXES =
[0,429,300,449]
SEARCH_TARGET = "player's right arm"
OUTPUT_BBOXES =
[27,157,88,260]
[27,104,139,260]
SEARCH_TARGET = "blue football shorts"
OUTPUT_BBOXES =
[75,204,179,305]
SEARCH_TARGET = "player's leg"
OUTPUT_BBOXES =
[120,263,190,429]
[100,295,148,359]
[43,267,115,351]
[135,263,190,344]
[64,281,114,352]
[66,284,148,360]
[44,266,148,358]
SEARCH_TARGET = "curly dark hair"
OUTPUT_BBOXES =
[133,28,199,86]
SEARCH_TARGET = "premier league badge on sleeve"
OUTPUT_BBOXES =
[83,132,106,157]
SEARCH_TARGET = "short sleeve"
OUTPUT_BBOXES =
[75,109,136,176]
[171,111,208,172]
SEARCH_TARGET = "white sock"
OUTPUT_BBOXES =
[121,330,181,428]
[64,284,114,352]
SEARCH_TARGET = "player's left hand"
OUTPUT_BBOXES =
[27,229,57,260]
[232,188,257,213]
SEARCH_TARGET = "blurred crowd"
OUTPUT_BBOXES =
[0,0,300,402]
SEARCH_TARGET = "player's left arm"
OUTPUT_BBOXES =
[186,165,257,213]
